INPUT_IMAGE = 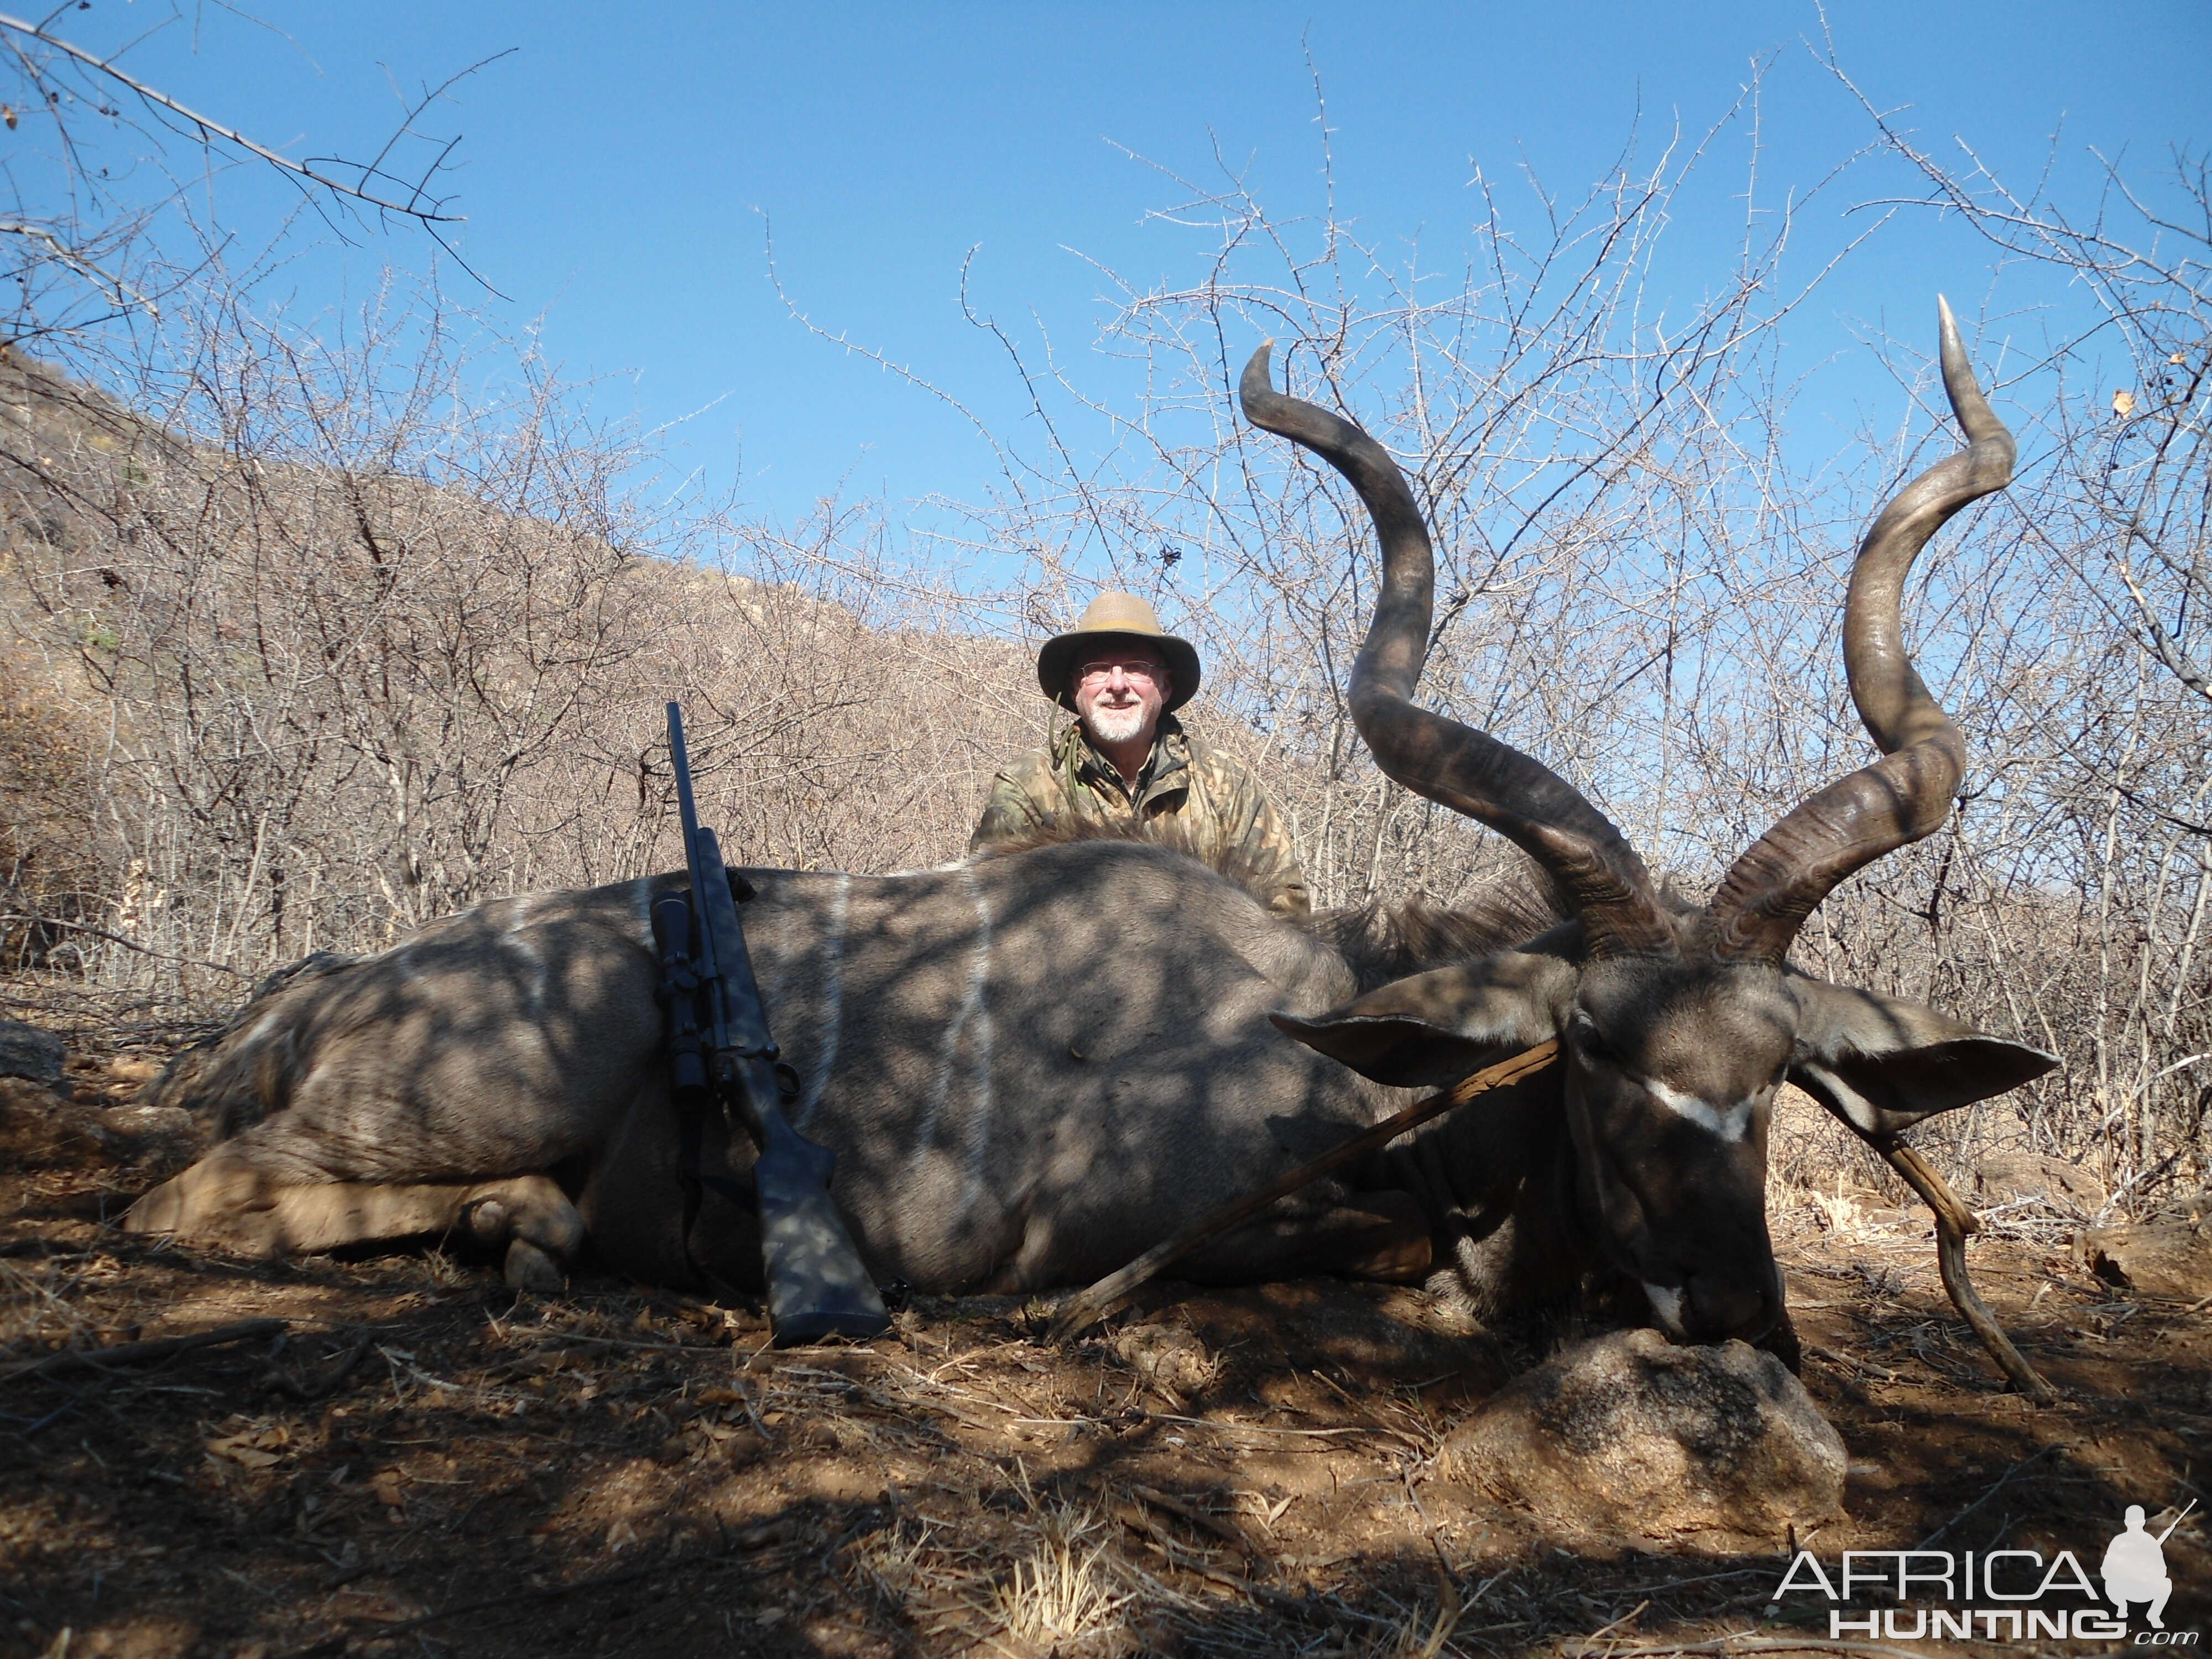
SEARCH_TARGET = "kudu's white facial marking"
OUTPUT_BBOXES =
[1643,1282,1688,1337]
[794,874,852,1132]
[1644,1078,1764,1144]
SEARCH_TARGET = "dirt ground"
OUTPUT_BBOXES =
[4,1040,2208,1659]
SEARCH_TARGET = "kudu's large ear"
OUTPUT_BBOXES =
[1786,975,2059,1137]
[1272,945,1577,1088]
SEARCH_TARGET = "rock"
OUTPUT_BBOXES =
[1974,1150,2106,1214]
[1111,1322,1219,1402]
[2077,1215,2212,1302]
[0,1019,67,1086]
[1441,1328,1845,1547]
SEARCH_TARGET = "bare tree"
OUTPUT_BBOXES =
[0,4,500,349]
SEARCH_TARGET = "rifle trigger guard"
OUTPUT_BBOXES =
[773,1062,802,1105]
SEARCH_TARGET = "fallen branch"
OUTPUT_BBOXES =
[0,1317,285,1384]
[1113,1501,1310,1612]
[1045,1041,1558,1342]
[1867,1137,2057,1405]
[1128,1482,1260,1552]
[260,1328,373,1401]
[0,914,252,977]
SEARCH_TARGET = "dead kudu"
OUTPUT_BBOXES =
[126,300,2054,1372]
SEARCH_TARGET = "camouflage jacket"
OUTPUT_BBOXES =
[969,715,1311,919]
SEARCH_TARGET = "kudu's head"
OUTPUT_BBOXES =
[1245,300,2058,1344]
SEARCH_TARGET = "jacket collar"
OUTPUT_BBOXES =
[1061,712,1190,806]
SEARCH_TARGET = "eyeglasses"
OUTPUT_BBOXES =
[1076,660,1164,685]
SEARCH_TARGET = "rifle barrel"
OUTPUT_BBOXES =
[666,702,730,1053]
[2156,1498,2197,1545]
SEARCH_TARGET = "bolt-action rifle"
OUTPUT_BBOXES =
[650,702,890,1347]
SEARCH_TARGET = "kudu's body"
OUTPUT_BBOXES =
[128,301,2056,1349]
[127,842,1472,1296]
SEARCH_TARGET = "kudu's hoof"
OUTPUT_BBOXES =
[504,1238,566,1292]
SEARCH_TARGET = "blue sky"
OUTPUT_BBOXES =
[50,2,2212,533]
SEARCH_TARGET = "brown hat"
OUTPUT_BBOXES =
[1035,591,1201,713]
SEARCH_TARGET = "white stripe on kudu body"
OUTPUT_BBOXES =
[794,873,852,1132]
[914,865,994,1165]
[1645,1079,1761,1143]
[961,868,997,1204]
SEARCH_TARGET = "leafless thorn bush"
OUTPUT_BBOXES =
[0,279,1039,1008]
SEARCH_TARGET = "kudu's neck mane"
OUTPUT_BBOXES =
[1305,875,1567,994]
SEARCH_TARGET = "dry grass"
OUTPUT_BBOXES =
[3,1099,2209,1659]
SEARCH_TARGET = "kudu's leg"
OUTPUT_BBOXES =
[458,1178,587,1291]
[125,1150,582,1290]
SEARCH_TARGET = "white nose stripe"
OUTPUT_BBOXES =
[1644,1282,1687,1335]
[1646,1079,1757,1142]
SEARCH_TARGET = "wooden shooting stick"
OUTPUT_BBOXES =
[1862,1133,2056,1404]
[1044,1041,1559,1344]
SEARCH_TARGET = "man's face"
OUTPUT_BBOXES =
[1070,641,1171,748]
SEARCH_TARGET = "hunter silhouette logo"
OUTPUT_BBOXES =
[1765,1498,2198,1644]
[2106,1502,2192,1630]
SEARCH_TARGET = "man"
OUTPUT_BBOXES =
[970,592,1311,919]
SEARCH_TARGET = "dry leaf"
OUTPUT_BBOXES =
[606,1517,639,1554]
[2113,389,2138,416]
[205,1433,282,1470]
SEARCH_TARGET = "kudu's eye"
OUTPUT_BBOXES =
[1569,1012,1615,1065]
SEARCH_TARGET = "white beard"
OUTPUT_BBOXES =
[1084,702,1149,745]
